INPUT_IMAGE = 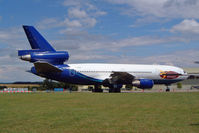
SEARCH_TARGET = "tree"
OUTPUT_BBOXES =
[42,79,54,90]
[41,78,78,91]
[125,84,133,90]
[0,86,7,90]
[177,82,182,89]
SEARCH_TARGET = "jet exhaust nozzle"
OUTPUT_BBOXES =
[20,54,31,61]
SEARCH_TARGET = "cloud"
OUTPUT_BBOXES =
[63,1,106,29]
[0,32,10,40]
[171,19,199,34]
[0,27,27,49]
[0,28,21,40]
[68,8,88,18]
[84,49,199,68]
[37,18,63,29]
[107,0,199,19]
[63,18,82,28]
[0,65,43,82]
[38,1,106,31]
[0,26,39,82]
[55,30,190,51]
[50,31,194,65]
[122,50,199,68]
[63,0,82,7]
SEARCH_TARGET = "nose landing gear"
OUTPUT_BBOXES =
[165,85,170,92]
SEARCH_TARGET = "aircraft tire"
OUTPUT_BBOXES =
[109,88,121,93]
[92,85,103,93]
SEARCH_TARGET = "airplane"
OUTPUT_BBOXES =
[194,61,199,64]
[18,25,188,92]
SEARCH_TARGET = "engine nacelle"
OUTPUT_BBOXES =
[132,79,154,89]
[19,51,69,64]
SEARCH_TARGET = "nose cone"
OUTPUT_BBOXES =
[176,67,189,80]
[20,54,31,61]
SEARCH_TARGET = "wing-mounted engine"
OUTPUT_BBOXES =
[103,72,154,89]
[132,79,154,89]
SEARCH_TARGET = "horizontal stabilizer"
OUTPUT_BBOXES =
[34,62,62,73]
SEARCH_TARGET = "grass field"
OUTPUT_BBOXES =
[0,92,199,133]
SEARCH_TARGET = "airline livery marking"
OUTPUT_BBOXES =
[159,71,180,79]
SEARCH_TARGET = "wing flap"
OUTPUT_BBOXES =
[34,62,62,73]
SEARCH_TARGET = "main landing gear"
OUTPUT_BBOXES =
[109,84,122,93]
[92,84,122,93]
[92,85,103,93]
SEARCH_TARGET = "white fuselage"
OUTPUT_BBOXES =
[69,63,188,83]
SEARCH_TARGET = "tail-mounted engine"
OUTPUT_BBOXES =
[18,50,69,64]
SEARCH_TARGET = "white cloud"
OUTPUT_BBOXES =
[63,18,82,28]
[52,32,193,64]
[63,0,82,7]
[0,28,22,40]
[171,19,199,34]
[0,65,43,82]
[106,36,188,50]
[0,26,43,82]
[123,50,199,68]
[82,17,97,27]
[68,8,88,18]
[61,0,106,30]
[0,32,10,40]
[63,8,97,30]
[37,18,62,29]
[107,0,199,19]
[68,48,199,68]
[37,1,106,31]
[94,11,107,16]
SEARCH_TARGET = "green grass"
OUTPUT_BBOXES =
[0,92,199,133]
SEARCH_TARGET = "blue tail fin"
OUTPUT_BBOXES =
[23,25,55,51]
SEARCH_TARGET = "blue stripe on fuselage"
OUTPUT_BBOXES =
[31,67,103,85]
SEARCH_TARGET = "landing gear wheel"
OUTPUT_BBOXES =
[92,85,103,93]
[109,87,121,93]
[166,85,170,92]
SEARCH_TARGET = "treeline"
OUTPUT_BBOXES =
[13,82,43,84]
[40,79,78,91]
[0,79,78,91]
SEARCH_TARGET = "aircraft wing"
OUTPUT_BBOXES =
[103,72,135,85]
[34,62,63,73]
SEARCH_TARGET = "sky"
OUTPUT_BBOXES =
[0,0,199,82]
